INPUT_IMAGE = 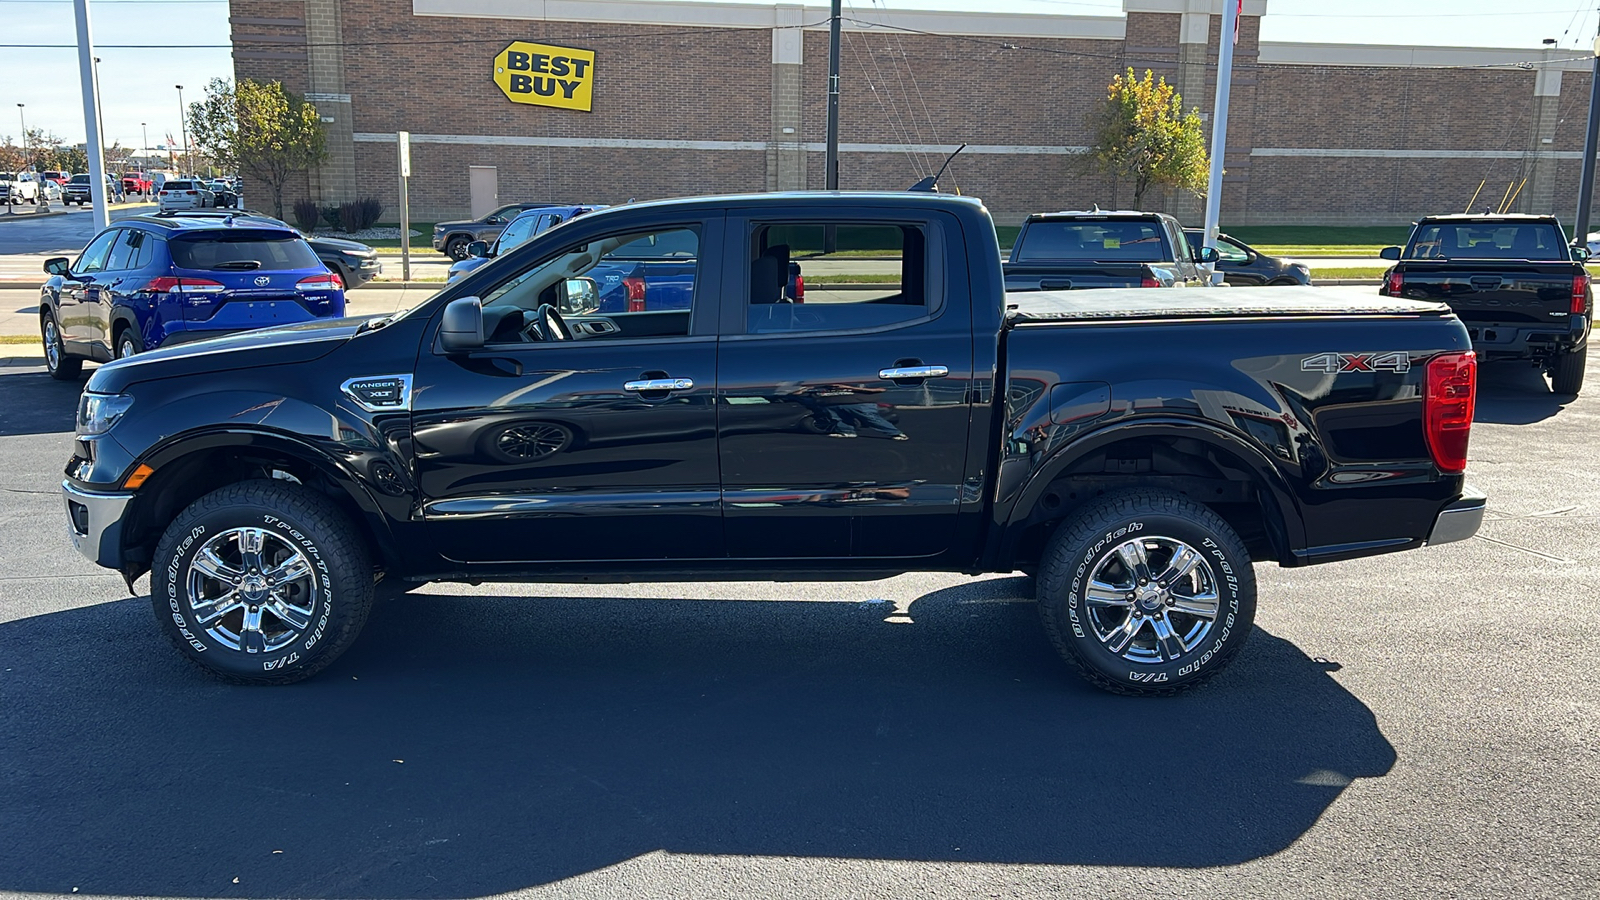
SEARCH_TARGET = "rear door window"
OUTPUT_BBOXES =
[170,232,321,271]
[103,230,140,271]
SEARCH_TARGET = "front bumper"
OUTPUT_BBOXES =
[63,480,132,568]
[1427,484,1487,547]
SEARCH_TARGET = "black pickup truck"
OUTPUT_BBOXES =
[61,192,1484,696]
[1003,210,1214,291]
[1379,214,1591,394]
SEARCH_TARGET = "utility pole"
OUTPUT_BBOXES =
[1200,0,1240,284]
[175,84,189,175]
[1574,29,1600,242]
[73,0,110,229]
[16,104,27,171]
[824,0,841,252]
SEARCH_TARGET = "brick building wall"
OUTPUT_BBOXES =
[228,0,1594,226]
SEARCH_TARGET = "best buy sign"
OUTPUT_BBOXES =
[494,41,595,112]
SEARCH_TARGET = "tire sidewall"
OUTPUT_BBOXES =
[1049,507,1255,691]
[153,499,353,679]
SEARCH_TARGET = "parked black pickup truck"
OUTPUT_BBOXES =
[62,192,1484,696]
[1379,214,1591,394]
[1004,210,1214,291]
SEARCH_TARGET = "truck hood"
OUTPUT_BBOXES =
[86,317,370,394]
[434,218,482,231]
[309,235,375,254]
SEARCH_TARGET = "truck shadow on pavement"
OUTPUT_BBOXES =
[1473,359,1579,425]
[0,581,1395,897]
[0,371,80,437]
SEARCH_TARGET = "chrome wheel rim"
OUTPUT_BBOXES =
[42,318,59,370]
[1084,535,1221,665]
[496,423,569,459]
[118,336,135,359]
[186,527,318,654]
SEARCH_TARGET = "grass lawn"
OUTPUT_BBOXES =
[0,334,38,344]
[1225,226,1412,255]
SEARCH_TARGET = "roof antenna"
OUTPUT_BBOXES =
[908,144,968,192]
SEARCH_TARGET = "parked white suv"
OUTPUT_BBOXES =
[0,172,40,205]
[156,179,215,212]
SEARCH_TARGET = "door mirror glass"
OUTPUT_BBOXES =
[1195,246,1220,264]
[557,276,601,315]
[439,297,485,353]
[466,240,491,258]
[1572,245,1592,262]
[1379,246,1402,260]
[43,256,70,276]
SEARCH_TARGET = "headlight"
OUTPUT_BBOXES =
[1292,264,1310,274]
[76,392,133,436]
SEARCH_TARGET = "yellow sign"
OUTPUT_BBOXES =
[494,41,595,112]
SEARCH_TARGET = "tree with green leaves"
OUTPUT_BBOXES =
[1083,68,1209,209]
[188,77,327,218]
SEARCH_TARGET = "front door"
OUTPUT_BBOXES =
[411,216,725,565]
[60,229,120,350]
[716,212,974,560]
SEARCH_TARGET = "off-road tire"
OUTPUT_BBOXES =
[1037,488,1256,696]
[151,481,374,685]
[41,311,81,381]
[1549,348,1586,396]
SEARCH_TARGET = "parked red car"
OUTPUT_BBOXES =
[121,171,153,195]
[41,171,69,186]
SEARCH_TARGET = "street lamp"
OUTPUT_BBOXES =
[141,122,147,167]
[175,84,188,175]
[16,103,26,171]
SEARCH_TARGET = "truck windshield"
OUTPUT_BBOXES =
[1013,219,1169,262]
[1406,223,1565,260]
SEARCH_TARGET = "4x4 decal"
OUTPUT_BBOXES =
[1301,351,1411,374]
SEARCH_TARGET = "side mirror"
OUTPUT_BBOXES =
[557,276,601,315]
[43,257,70,276]
[439,297,484,353]
[1379,246,1402,261]
[485,216,503,225]
[1196,246,1220,264]
[466,240,491,258]
[1572,245,1592,262]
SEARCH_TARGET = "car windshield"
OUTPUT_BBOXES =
[1406,223,1566,260]
[69,174,89,184]
[1013,219,1170,262]
[169,232,321,271]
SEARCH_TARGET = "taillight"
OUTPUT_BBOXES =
[144,276,224,294]
[624,276,646,313]
[1140,276,1161,288]
[185,190,196,195]
[1385,269,1403,296]
[297,272,343,291]
[792,275,805,302]
[158,190,168,196]
[1423,351,1476,474]
[1572,272,1590,314]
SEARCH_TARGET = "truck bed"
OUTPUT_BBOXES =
[1007,285,1448,323]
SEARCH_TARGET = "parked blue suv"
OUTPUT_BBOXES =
[39,215,345,380]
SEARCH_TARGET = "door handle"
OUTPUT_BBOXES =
[878,365,948,380]
[624,377,694,393]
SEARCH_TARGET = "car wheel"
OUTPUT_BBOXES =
[150,481,375,685]
[115,327,143,360]
[1036,488,1256,696]
[1549,348,1587,395]
[444,236,471,261]
[41,312,82,381]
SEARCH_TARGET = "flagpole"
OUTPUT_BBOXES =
[1200,0,1240,284]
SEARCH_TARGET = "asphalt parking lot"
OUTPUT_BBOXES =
[0,347,1596,899]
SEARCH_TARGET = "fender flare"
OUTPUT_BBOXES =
[126,427,404,570]
[999,416,1306,565]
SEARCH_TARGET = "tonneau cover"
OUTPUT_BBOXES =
[1007,285,1449,322]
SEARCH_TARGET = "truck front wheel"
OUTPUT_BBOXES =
[1036,489,1256,696]
[1549,348,1586,395]
[150,481,374,685]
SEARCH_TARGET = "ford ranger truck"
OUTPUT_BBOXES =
[1379,214,1591,394]
[61,192,1484,696]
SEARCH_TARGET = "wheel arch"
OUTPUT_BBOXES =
[117,429,403,583]
[997,417,1306,571]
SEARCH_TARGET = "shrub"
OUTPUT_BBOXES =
[292,198,320,232]
[337,196,383,233]
[320,205,341,228]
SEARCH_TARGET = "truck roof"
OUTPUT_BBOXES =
[1416,213,1559,222]
[1026,209,1166,219]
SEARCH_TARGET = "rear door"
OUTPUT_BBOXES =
[715,209,975,560]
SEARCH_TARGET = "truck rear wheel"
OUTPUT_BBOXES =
[1036,488,1256,696]
[1549,349,1586,395]
[150,481,374,685]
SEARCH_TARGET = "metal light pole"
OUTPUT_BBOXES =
[1200,0,1240,284]
[1574,33,1600,242]
[175,84,189,175]
[74,0,110,229]
[141,122,148,171]
[823,0,841,252]
[16,104,27,170]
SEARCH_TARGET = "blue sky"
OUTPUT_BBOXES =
[3,0,1599,147]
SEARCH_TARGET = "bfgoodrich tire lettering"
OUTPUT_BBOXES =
[150,481,373,684]
[1037,488,1257,696]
